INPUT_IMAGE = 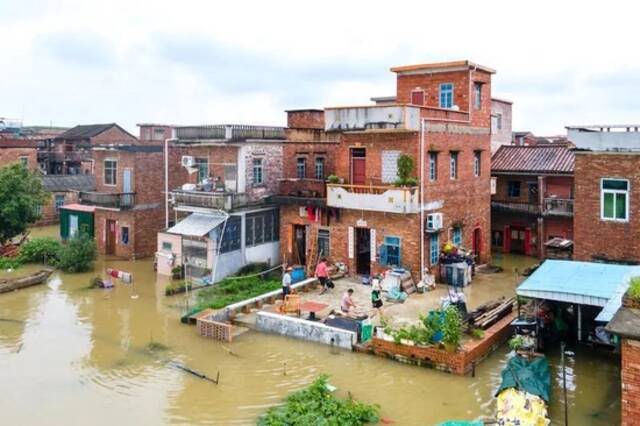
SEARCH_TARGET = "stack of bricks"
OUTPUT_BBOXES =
[197,316,233,342]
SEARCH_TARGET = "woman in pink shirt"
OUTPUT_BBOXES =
[315,257,329,294]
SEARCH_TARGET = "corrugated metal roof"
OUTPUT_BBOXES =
[167,213,226,237]
[60,203,95,213]
[492,145,574,174]
[42,175,96,192]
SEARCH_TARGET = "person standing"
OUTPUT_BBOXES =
[315,257,329,295]
[282,266,292,300]
[371,281,384,317]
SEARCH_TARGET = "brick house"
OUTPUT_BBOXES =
[0,138,38,169]
[512,131,537,146]
[40,123,137,175]
[491,145,574,259]
[77,144,165,259]
[40,175,96,226]
[156,124,285,280]
[569,125,640,263]
[274,60,495,281]
[490,98,513,153]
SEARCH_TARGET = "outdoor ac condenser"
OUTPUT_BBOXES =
[181,155,195,168]
[426,212,443,231]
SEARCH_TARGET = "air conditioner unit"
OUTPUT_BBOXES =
[181,155,195,168]
[426,213,443,231]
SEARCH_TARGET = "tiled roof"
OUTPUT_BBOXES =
[56,123,136,141]
[492,145,574,174]
[42,175,96,192]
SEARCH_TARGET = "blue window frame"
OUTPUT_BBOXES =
[380,236,401,267]
[439,83,454,108]
[430,233,440,265]
[452,227,462,246]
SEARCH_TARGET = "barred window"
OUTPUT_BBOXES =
[220,215,241,253]
[245,209,279,247]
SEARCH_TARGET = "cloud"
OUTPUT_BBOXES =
[34,31,116,67]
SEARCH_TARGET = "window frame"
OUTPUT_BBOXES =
[104,159,118,186]
[449,151,458,180]
[474,151,481,177]
[252,158,264,185]
[296,157,306,179]
[245,209,279,247]
[474,82,482,110]
[507,181,521,198]
[601,178,630,222]
[317,228,330,257]
[381,235,401,267]
[54,194,65,214]
[220,215,242,253]
[161,241,172,251]
[314,157,325,180]
[19,156,29,168]
[430,233,440,265]
[452,227,462,246]
[195,157,208,183]
[121,226,129,245]
[439,83,454,108]
[429,152,438,181]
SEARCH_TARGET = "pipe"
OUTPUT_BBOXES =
[164,137,170,228]
[420,118,426,283]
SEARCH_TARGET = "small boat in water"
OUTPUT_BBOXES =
[0,268,54,294]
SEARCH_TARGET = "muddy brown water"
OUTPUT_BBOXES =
[0,229,621,425]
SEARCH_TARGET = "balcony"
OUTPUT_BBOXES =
[171,190,249,211]
[175,124,286,141]
[326,184,419,214]
[324,105,421,132]
[491,200,540,216]
[79,192,135,209]
[270,178,326,207]
[38,151,92,163]
[543,198,574,216]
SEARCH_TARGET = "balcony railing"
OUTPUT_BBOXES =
[175,124,286,141]
[172,190,249,211]
[271,178,327,207]
[326,184,419,214]
[543,198,574,216]
[324,105,421,132]
[491,200,540,216]
[79,192,135,209]
[38,151,92,162]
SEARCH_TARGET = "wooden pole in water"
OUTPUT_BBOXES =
[283,362,287,376]
[561,341,568,426]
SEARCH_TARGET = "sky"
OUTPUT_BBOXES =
[1,0,639,136]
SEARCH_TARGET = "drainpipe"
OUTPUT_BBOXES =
[420,118,426,283]
[164,138,169,228]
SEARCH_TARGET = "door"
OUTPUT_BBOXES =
[509,226,525,254]
[106,220,117,255]
[473,227,482,259]
[350,148,366,185]
[69,214,79,238]
[123,168,133,207]
[355,228,371,275]
[294,225,306,266]
[224,165,237,192]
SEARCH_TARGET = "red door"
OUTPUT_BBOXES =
[106,220,116,255]
[473,227,481,259]
[351,148,366,185]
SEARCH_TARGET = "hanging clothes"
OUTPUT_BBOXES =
[306,207,316,221]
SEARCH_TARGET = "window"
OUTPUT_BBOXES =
[296,157,306,179]
[19,156,28,168]
[411,90,425,106]
[162,241,172,251]
[452,227,462,246]
[601,179,629,221]
[195,157,208,183]
[153,127,165,141]
[253,158,263,185]
[315,157,325,180]
[507,181,521,198]
[430,233,440,265]
[449,151,458,180]
[496,113,502,130]
[474,83,482,109]
[429,152,438,181]
[439,83,454,108]
[220,215,241,253]
[55,194,65,213]
[381,150,400,183]
[121,226,129,245]
[245,209,279,247]
[474,151,481,177]
[104,160,117,185]
[34,204,42,217]
[380,236,401,267]
[318,228,330,257]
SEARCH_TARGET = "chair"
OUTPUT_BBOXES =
[280,294,301,316]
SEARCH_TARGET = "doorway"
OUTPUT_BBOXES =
[294,224,306,266]
[350,148,366,185]
[509,226,525,254]
[473,227,482,259]
[106,219,117,255]
[355,227,371,276]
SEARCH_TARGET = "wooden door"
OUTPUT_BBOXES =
[106,220,116,255]
[351,148,366,185]
[473,227,482,258]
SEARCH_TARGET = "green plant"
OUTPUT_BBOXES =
[165,280,192,296]
[195,275,281,311]
[19,237,61,265]
[441,306,463,350]
[0,257,23,270]
[470,328,485,339]
[628,276,640,301]
[56,235,97,273]
[87,276,103,289]
[509,335,525,351]
[327,174,340,184]
[258,374,380,425]
[393,154,418,187]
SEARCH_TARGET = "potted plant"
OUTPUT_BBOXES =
[327,175,340,184]
[441,306,462,352]
[171,265,184,280]
[393,155,418,187]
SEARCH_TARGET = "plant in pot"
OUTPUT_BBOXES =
[171,265,184,280]
[441,306,462,352]
[509,335,525,352]
[327,175,340,184]
[393,155,418,187]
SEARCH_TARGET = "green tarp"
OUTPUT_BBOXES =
[495,356,551,402]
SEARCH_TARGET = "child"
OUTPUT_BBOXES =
[371,282,383,316]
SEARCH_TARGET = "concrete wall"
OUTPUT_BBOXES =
[490,99,513,153]
[568,128,640,151]
[256,311,356,349]
[324,106,420,131]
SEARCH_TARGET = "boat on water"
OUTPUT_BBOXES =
[0,268,54,294]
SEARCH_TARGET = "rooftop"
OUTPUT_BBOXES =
[0,138,38,149]
[59,203,96,213]
[93,144,163,153]
[390,60,495,75]
[56,123,136,140]
[567,125,640,152]
[492,145,574,174]
[605,307,640,339]
[42,174,96,192]
[174,124,286,142]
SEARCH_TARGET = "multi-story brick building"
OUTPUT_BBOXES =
[490,98,513,153]
[275,60,495,281]
[491,145,574,259]
[156,124,285,280]
[570,125,640,264]
[0,137,38,169]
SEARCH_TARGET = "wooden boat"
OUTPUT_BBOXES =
[0,268,54,294]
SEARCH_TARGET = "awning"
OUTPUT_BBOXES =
[166,213,226,237]
[517,260,640,321]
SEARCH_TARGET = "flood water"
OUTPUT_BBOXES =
[0,229,621,425]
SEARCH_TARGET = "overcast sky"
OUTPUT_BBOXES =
[1,0,638,135]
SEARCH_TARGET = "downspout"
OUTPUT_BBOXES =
[164,138,170,228]
[420,118,426,283]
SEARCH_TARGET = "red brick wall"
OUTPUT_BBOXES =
[94,206,164,259]
[574,153,640,263]
[91,126,137,145]
[287,110,324,129]
[621,339,640,426]
[282,141,338,180]
[34,191,79,226]
[0,147,38,170]
[138,125,173,142]
[493,175,538,204]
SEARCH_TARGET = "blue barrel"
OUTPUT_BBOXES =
[291,266,306,283]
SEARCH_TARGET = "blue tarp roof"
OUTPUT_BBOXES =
[517,260,640,322]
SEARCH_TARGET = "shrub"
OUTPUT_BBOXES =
[195,275,281,311]
[628,276,640,301]
[258,374,380,426]
[19,237,61,265]
[441,306,463,349]
[509,335,525,351]
[327,175,340,184]
[0,257,23,270]
[56,235,97,273]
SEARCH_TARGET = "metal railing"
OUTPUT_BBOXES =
[172,190,249,210]
[543,198,574,216]
[79,192,135,209]
[175,124,286,141]
[491,200,541,215]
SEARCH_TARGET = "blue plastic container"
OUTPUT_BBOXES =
[291,266,306,283]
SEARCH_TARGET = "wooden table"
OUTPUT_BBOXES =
[299,301,329,321]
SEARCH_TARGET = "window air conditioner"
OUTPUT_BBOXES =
[181,155,195,168]
[426,213,443,231]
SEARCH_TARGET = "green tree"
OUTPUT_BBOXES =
[394,154,418,187]
[0,164,49,244]
[56,235,97,273]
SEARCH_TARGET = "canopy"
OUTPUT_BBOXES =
[517,260,640,321]
[496,355,551,402]
[166,213,226,237]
